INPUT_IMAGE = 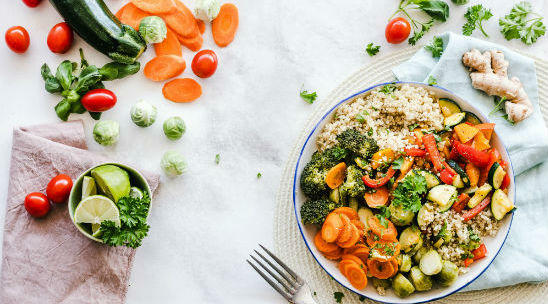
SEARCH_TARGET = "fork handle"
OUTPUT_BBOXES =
[294,287,317,304]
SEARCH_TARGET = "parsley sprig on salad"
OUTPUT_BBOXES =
[391,173,428,213]
[101,193,151,248]
[499,1,546,45]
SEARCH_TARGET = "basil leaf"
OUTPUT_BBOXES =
[54,99,72,121]
[418,0,449,22]
[41,64,62,93]
[91,81,105,90]
[65,90,80,103]
[70,101,86,114]
[55,61,74,90]
[99,61,141,81]
[75,65,102,94]
[89,112,102,120]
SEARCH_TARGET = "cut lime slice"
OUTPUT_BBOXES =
[91,165,130,202]
[74,195,120,227]
[82,176,97,200]
[129,187,144,199]
[91,223,102,237]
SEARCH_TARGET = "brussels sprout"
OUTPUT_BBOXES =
[420,249,443,275]
[392,273,415,298]
[399,226,423,253]
[194,0,221,22]
[161,151,187,176]
[435,260,459,286]
[371,277,391,289]
[130,100,157,127]
[139,16,167,44]
[409,266,433,291]
[93,120,119,146]
[398,254,412,272]
[163,116,186,140]
[389,203,414,226]
[413,246,429,264]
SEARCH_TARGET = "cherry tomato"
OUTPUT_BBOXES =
[47,22,73,54]
[22,0,42,7]
[46,174,73,204]
[24,192,50,218]
[5,26,30,53]
[191,50,218,78]
[385,17,411,44]
[81,89,117,112]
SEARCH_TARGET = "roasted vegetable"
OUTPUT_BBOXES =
[300,198,340,225]
[336,129,378,159]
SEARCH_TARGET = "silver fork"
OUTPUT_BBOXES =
[247,245,317,304]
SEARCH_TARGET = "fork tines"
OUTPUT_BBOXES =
[247,244,303,302]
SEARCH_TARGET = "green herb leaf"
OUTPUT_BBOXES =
[391,173,427,213]
[417,0,450,22]
[54,99,72,121]
[89,112,102,120]
[101,193,151,248]
[392,156,404,170]
[99,61,141,81]
[408,123,419,131]
[257,172,262,179]
[334,292,344,303]
[367,127,374,136]
[409,19,434,45]
[424,36,444,58]
[41,64,62,93]
[79,48,89,69]
[427,75,437,86]
[375,206,391,228]
[55,60,75,90]
[366,43,380,56]
[463,4,493,37]
[300,89,317,104]
[215,154,221,164]
[379,83,397,95]
[499,1,545,45]
[75,65,102,94]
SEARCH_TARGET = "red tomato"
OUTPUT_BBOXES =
[191,50,218,78]
[24,192,50,218]
[46,174,73,204]
[47,22,73,54]
[22,0,42,7]
[5,26,30,53]
[81,89,117,112]
[385,17,411,44]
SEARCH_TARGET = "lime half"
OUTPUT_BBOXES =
[91,223,102,237]
[91,165,130,202]
[82,176,97,200]
[74,195,120,227]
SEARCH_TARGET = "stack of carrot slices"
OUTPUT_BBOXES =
[116,0,239,103]
[313,208,402,290]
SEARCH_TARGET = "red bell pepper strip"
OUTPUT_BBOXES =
[463,196,491,222]
[479,150,498,186]
[362,167,396,188]
[423,134,444,172]
[440,168,456,185]
[471,243,488,261]
[453,141,490,167]
[463,258,474,267]
[449,140,461,161]
[404,148,426,157]
[452,193,470,213]
[501,173,511,190]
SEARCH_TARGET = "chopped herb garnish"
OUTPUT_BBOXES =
[355,110,370,123]
[379,83,397,95]
[367,127,374,136]
[425,36,444,58]
[300,88,317,104]
[215,154,220,164]
[438,222,448,239]
[391,173,427,212]
[375,206,391,228]
[334,291,344,303]
[366,43,381,56]
[257,172,262,179]
[371,106,379,111]
[408,123,419,131]
[427,75,437,86]
[392,156,404,170]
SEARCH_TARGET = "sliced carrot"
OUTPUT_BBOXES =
[338,259,356,277]
[131,0,175,14]
[324,248,343,260]
[314,231,339,253]
[196,18,206,34]
[344,262,368,290]
[367,216,397,241]
[177,32,203,52]
[321,213,343,243]
[352,247,370,263]
[369,240,400,262]
[144,55,186,82]
[154,27,182,56]
[325,162,347,189]
[332,207,359,221]
[336,214,353,243]
[364,187,389,208]
[163,78,202,103]
[466,162,480,187]
[212,3,239,47]
[351,220,366,237]
[337,224,360,248]
[119,3,151,30]
[341,254,366,269]
[367,259,395,280]
[365,229,379,247]
[390,259,399,274]
[115,3,131,20]
[162,0,198,37]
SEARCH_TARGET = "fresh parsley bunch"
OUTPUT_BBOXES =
[101,193,151,248]
[462,4,493,37]
[424,36,444,58]
[391,173,428,213]
[499,1,546,45]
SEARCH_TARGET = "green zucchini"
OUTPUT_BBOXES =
[417,204,429,227]
[444,112,466,127]
[464,111,482,125]
[467,183,492,208]
[446,160,471,188]
[427,185,458,211]
[488,162,506,189]
[439,98,462,117]
[49,0,146,64]
[413,170,441,189]
[358,207,374,230]
[491,189,515,220]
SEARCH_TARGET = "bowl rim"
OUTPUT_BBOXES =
[291,81,515,303]
[68,162,152,243]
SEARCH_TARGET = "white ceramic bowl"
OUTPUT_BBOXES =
[292,82,515,303]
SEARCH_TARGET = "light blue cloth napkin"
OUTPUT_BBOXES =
[393,32,548,291]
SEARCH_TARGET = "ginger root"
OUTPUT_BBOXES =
[462,49,533,123]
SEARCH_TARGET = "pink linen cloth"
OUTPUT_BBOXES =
[0,120,159,304]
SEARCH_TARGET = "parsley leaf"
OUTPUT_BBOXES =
[408,123,419,131]
[409,19,434,45]
[425,36,444,58]
[391,173,427,213]
[427,75,437,86]
[392,156,404,170]
[379,83,397,95]
[499,1,545,45]
[366,43,381,56]
[101,193,151,248]
[300,88,317,104]
[463,4,493,37]
[215,154,220,164]
[257,172,262,179]
[334,291,344,303]
[375,206,391,228]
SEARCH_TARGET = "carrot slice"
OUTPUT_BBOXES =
[321,213,343,243]
[364,187,389,208]
[162,0,198,37]
[341,254,366,269]
[131,0,175,14]
[344,262,368,290]
[337,224,360,248]
[351,220,366,237]
[314,231,339,253]
[177,32,203,52]
[369,240,400,262]
[365,230,379,247]
[324,250,343,260]
[144,55,186,81]
[390,259,399,274]
[367,259,395,280]
[154,27,182,56]
[351,247,371,263]
[332,207,359,221]
[196,18,206,34]
[338,259,356,277]
[119,3,151,30]
[162,78,202,103]
[367,216,397,241]
[115,3,131,20]
[337,214,353,243]
[325,162,347,189]
[212,3,239,47]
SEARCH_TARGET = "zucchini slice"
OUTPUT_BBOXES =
[488,162,506,189]
[358,207,374,230]
[444,112,466,128]
[348,197,359,211]
[417,204,429,227]
[464,111,482,125]
[467,183,493,208]
[446,160,471,188]
[439,98,462,117]
[491,189,514,220]
[427,185,458,211]
[419,249,443,275]
[414,170,441,189]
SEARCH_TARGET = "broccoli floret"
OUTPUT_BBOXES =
[300,198,340,225]
[300,146,347,198]
[336,129,378,159]
[341,165,367,198]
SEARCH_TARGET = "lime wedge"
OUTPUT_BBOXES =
[74,195,120,227]
[129,187,144,199]
[82,176,97,200]
[91,165,130,202]
[91,223,102,237]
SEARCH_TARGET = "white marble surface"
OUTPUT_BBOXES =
[0,0,546,303]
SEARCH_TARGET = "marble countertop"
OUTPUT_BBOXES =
[0,0,546,303]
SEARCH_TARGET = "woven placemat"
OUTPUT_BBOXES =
[273,46,548,304]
